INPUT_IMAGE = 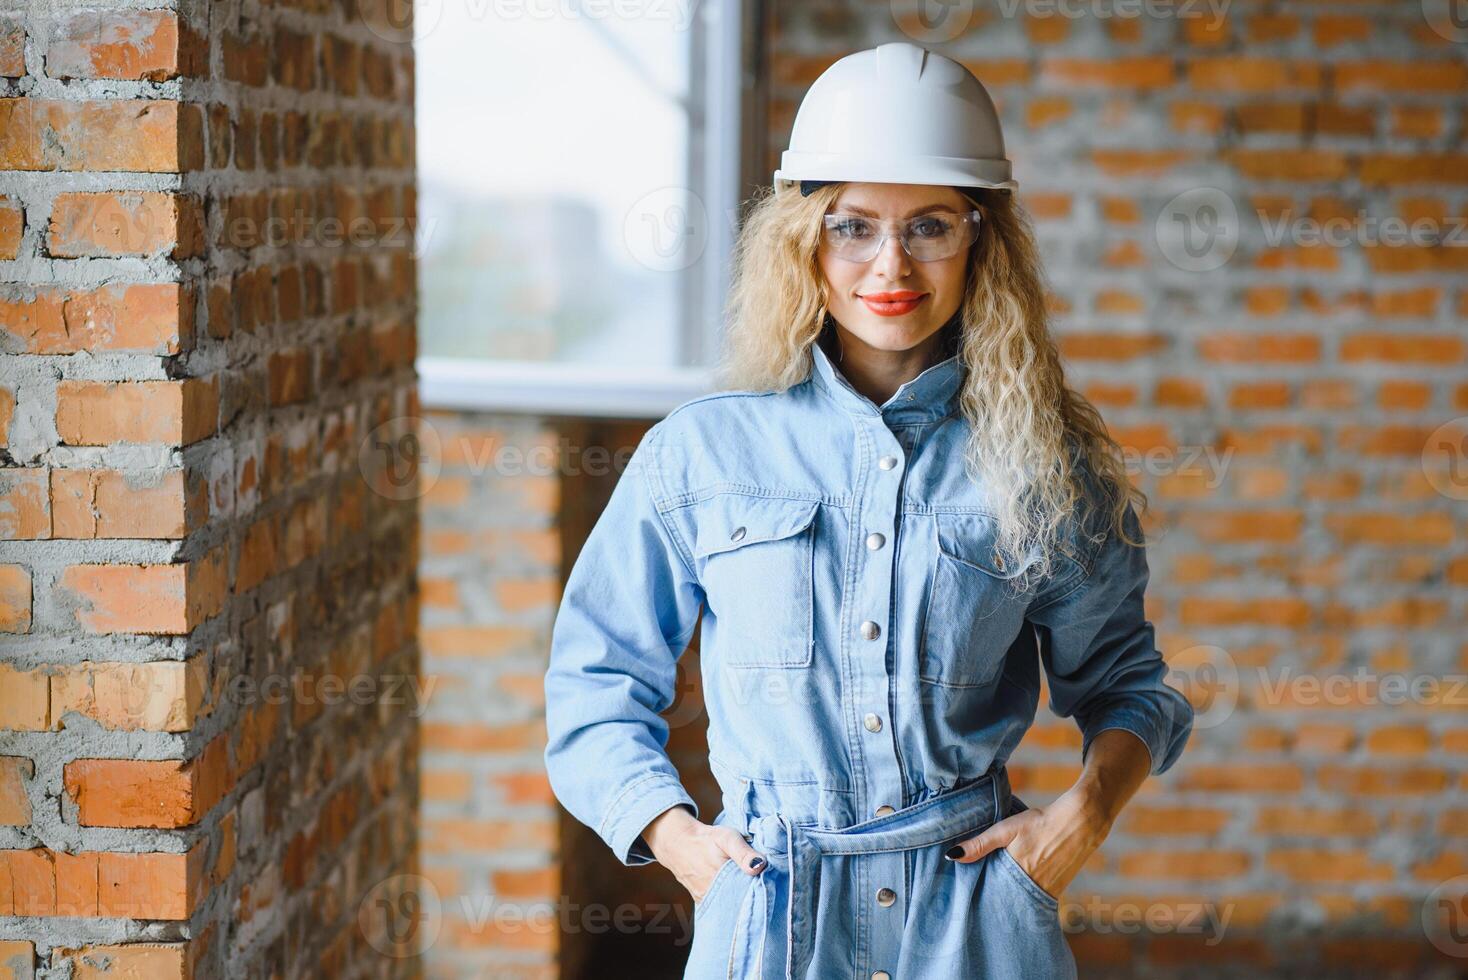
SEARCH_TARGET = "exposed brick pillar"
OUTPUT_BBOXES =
[0,0,419,975]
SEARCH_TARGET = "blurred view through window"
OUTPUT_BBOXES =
[417,0,741,387]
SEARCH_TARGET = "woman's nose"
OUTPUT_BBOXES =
[870,232,911,279]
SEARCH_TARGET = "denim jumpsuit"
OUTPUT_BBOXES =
[543,340,1196,979]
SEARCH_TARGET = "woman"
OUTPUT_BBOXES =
[543,42,1194,979]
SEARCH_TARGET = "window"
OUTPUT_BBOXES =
[415,0,756,417]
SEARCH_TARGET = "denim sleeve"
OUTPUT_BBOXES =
[542,423,704,866]
[1027,500,1194,777]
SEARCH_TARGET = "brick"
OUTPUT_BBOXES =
[1122,805,1233,835]
[1341,334,1462,364]
[1188,58,1320,92]
[0,664,47,729]
[1335,61,1468,94]
[0,939,34,980]
[1317,765,1449,795]
[0,566,32,633]
[55,378,217,445]
[50,468,192,539]
[0,387,14,447]
[0,196,20,258]
[0,757,32,825]
[1226,149,1348,181]
[0,99,204,172]
[59,550,226,634]
[64,740,230,828]
[1197,334,1320,363]
[0,15,21,78]
[49,192,203,258]
[1040,57,1172,90]
[1179,764,1305,793]
[0,284,193,354]
[46,11,193,81]
[1268,849,1395,883]
[1058,332,1168,360]
[1359,153,1468,185]
[1254,806,1374,836]
[1314,15,1370,47]
[1117,850,1251,879]
[1181,15,1229,46]
[268,348,313,405]
[0,469,49,538]
[50,659,205,732]
[62,944,190,980]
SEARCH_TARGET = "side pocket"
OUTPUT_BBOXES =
[995,847,1060,911]
[693,858,738,920]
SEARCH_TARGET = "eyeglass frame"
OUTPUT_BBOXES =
[820,208,984,263]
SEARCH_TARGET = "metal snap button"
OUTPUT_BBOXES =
[873,971,892,980]
[860,620,880,641]
[876,887,896,907]
[874,804,895,817]
[877,455,898,470]
[993,550,1005,570]
[866,532,885,550]
[863,712,882,733]
[730,526,746,542]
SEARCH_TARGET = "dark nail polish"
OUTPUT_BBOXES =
[944,845,963,860]
[748,856,766,870]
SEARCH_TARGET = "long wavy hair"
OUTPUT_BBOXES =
[716,181,1147,590]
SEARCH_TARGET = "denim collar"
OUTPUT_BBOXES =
[808,338,965,424]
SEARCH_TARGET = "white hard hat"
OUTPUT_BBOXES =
[773,42,1016,195]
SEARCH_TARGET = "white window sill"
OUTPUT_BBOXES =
[416,356,718,420]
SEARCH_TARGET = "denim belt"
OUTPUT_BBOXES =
[733,766,1013,980]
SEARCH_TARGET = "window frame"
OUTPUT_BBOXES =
[417,0,763,419]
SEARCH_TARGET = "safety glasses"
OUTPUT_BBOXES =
[821,209,983,263]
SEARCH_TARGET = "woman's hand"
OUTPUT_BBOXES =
[941,788,1112,901]
[641,804,768,902]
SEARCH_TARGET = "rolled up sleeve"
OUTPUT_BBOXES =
[542,423,704,866]
[1027,499,1194,777]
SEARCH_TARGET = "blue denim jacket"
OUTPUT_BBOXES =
[542,340,1194,975]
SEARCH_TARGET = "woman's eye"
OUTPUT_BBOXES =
[910,216,953,239]
[831,218,874,239]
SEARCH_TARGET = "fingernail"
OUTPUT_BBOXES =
[944,845,963,860]
[748,856,766,870]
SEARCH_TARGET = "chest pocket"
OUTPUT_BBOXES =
[692,494,820,668]
[919,513,1039,689]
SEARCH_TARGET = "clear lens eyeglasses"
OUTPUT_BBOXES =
[821,209,983,263]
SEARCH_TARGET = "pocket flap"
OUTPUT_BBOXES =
[935,513,1037,579]
[692,496,820,559]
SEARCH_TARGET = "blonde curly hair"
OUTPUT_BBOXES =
[715,181,1147,589]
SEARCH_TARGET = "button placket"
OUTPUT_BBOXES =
[852,424,907,972]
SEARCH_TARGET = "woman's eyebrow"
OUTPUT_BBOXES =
[835,203,955,218]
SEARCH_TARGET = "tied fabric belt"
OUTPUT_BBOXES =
[730,766,1013,980]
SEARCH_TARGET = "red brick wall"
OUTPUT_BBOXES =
[417,5,1467,978]
[0,1,419,976]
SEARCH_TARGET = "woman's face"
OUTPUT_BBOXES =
[817,182,974,357]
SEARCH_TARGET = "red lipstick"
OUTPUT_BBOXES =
[860,290,927,317]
